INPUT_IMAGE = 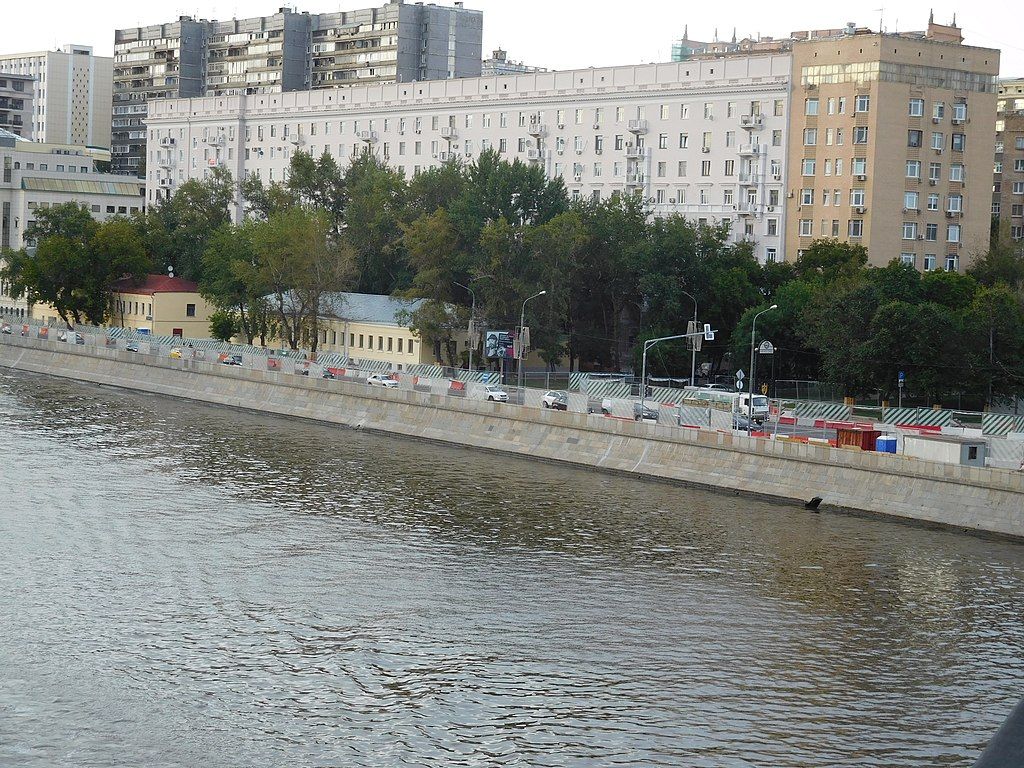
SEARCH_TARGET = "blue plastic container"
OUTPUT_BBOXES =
[876,436,898,453]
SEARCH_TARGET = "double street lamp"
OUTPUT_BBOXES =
[748,304,778,435]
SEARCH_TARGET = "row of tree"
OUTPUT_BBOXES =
[2,148,1023,406]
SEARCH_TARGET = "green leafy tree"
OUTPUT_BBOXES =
[399,300,469,367]
[209,309,239,342]
[253,207,354,354]
[343,154,410,294]
[199,223,272,345]
[2,204,150,326]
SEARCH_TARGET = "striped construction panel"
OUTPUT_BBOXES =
[793,401,852,421]
[983,413,1024,436]
[648,386,689,405]
[569,372,589,391]
[880,407,952,426]
[455,370,499,384]
[585,379,631,399]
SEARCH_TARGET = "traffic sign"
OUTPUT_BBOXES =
[688,320,702,351]
[898,370,905,382]
[758,340,775,355]
[703,323,715,341]
[736,379,745,389]
[735,369,745,380]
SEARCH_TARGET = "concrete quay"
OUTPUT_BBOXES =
[2,333,1023,540]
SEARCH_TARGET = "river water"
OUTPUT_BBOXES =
[0,368,1022,767]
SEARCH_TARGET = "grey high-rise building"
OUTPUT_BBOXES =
[0,74,32,138]
[112,1,482,175]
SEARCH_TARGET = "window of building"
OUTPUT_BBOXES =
[853,158,867,176]
[951,133,966,152]
[700,160,711,176]
[927,194,939,211]
[772,130,783,146]
[765,247,777,263]
[679,133,689,149]
[805,99,819,116]
[804,128,817,146]
[677,161,687,176]
[658,133,668,149]
[850,189,865,207]
[724,159,735,176]
[909,98,924,117]
[931,132,944,150]
[946,254,959,271]
[926,223,938,241]
[902,222,918,240]
[929,162,941,181]
[907,130,922,148]
[948,194,963,213]
[185,303,196,317]
[799,219,813,237]
[774,100,784,117]
[849,220,864,238]
[854,127,869,144]
[767,219,778,236]
[900,253,916,266]
[855,95,870,113]
[924,254,937,271]
[947,224,961,242]
[802,159,815,176]
[906,161,921,178]
[933,103,945,121]
[801,188,814,205]
[1015,182,1024,195]
[952,102,968,123]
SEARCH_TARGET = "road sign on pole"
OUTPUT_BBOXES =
[758,340,775,355]
[735,369,745,381]
[898,370,905,382]
[703,323,715,341]
[688,320,702,351]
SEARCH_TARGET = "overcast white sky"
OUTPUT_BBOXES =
[1,1,1021,76]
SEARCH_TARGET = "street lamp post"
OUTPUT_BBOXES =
[454,276,492,376]
[749,304,778,435]
[517,290,546,399]
[641,327,716,419]
[679,288,698,386]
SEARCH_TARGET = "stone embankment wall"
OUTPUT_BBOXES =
[3,335,1023,539]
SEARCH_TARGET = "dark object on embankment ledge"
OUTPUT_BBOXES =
[805,496,823,512]
[973,696,1024,767]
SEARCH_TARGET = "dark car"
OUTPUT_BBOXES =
[221,354,243,366]
[322,370,337,379]
[633,402,660,422]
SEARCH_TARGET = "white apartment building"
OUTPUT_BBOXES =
[0,45,113,148]
[146,55,793,263]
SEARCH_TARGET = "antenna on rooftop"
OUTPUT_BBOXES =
[874,8,884,33]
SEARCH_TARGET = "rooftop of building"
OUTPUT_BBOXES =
[319,292,425,325]
[113,275,200,294]
[677,14,992,61]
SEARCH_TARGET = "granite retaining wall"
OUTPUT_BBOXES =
[3,334,1023,540]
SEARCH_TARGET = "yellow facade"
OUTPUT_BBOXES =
[110,275,216,337]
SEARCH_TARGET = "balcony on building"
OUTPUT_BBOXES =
[627,119,648,134]
[740,114,764,130]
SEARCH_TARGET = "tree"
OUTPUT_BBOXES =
[343,154,410,294]
[1,205,150,326]
[200,223,272,345]
[967,220,1024,289]
[793,239,868,282]
[209,309,239,342]
[253,207,354,354]
[140,166,235,281]
[287,150,346,233]
[966,284,1024,405]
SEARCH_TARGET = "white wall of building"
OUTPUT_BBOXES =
[0,46,114,148]
[146,55,793,263]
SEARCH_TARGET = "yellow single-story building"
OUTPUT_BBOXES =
[110,274,216,338]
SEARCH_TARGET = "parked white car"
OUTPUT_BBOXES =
[367,374,399,388]
[483,384,508,402]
